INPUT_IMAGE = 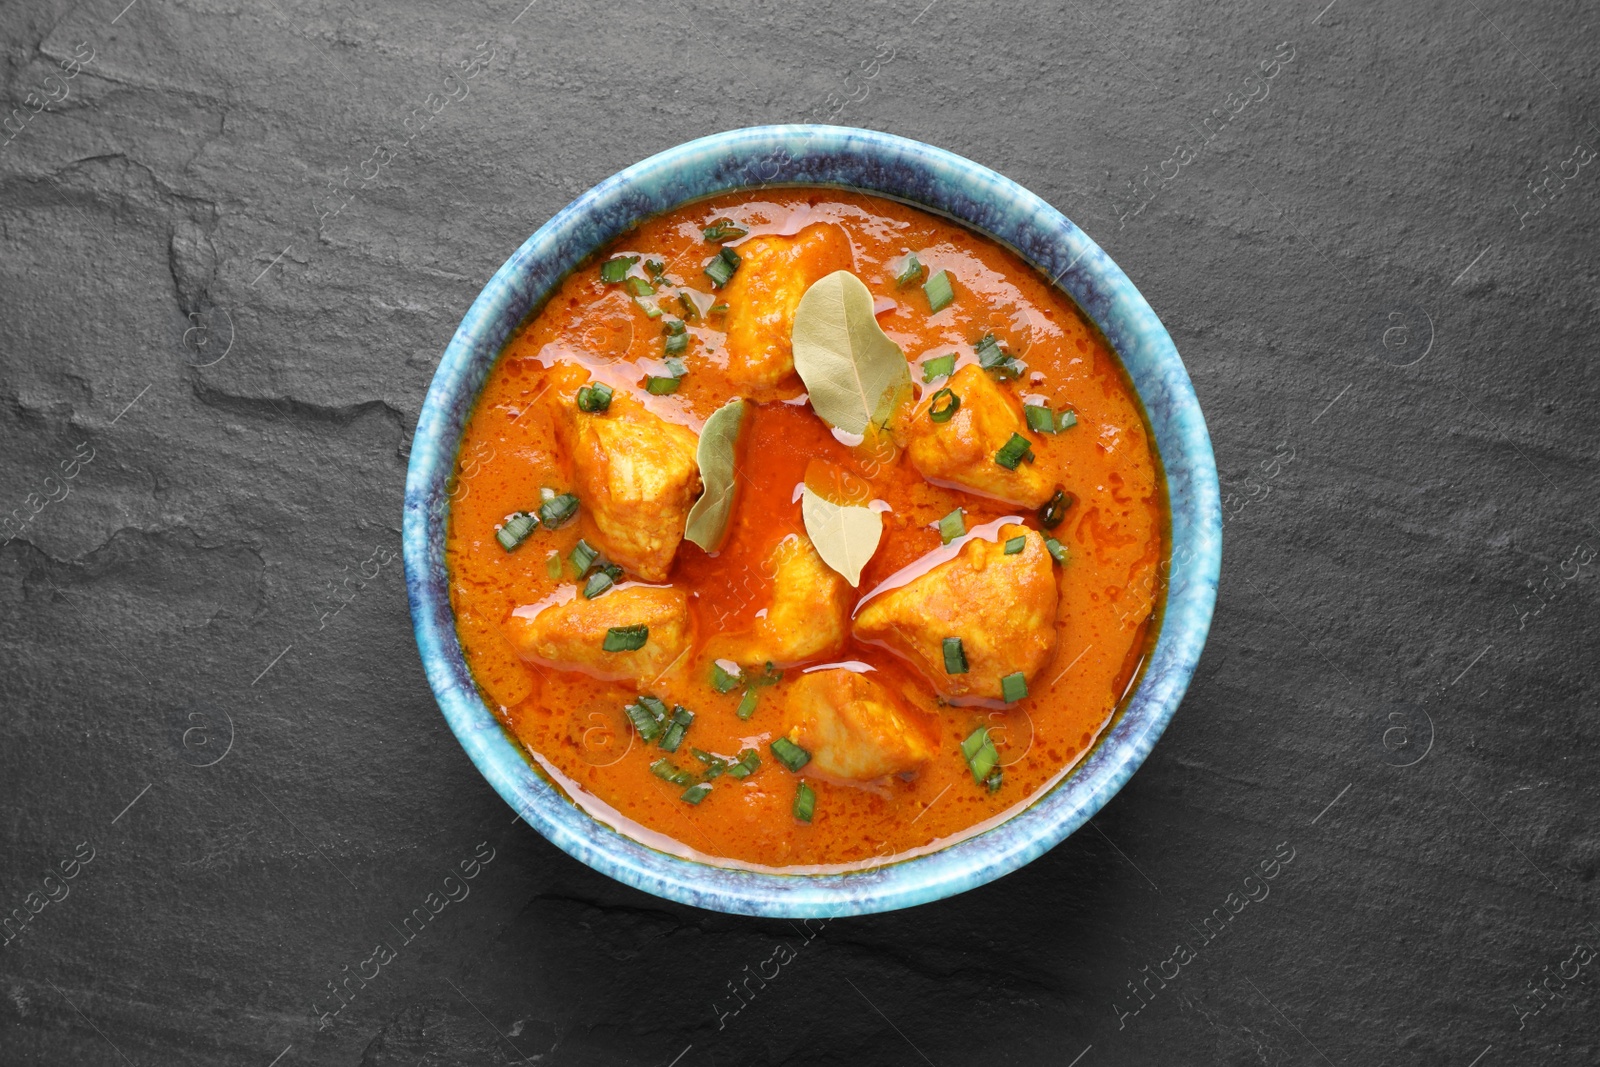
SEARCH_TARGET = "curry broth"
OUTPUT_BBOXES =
[446,189,1166,871]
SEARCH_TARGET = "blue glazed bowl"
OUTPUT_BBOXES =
[404,125,1221,917]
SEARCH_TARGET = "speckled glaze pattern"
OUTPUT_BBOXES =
[403,125,1222,918]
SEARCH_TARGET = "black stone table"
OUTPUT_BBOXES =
[3,1,1596,1063]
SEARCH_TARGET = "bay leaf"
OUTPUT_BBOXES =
[791,270,911,435]
[800,484,883,587]
[683,398,748,552]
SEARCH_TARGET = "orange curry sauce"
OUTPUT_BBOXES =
[446,190,1166,872]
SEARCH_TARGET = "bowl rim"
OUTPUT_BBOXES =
[404,124,1222,917]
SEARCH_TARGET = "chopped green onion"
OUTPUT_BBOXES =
[986,769,1003,793]
[752,661,784,687]
[710,660,743,694]
[1000,671,1028,703]
[702,218,749,243]
[895,252,925,288]
[1045,537,1068,564]
[603,625,649,652]
[770,737,811,772]
[664,356,688,378]
[645,259,666,283]
[995,433,1033,471]
[704,247,741,288]
[545,551,562,579]
[664,318,687,335]
[1003,535,1026,555]
[735,688,760,720]
[677,292,699,320]
[921,353,956,382]
[1038,489,1074,529]
[664,332,688,356]
[728,748,760,779]
[709,303,729,315]
[938,508,966,544]
[638,695,668,718]
[793,781,816,822]
[691,748,728,779]
[583,565,622,599]
[924,270,955,313]
[928,388,960,423]
[569,539,599,576]
[538,492,579,529]
[658,705,694,752]
[975,333,1005,368]
[1057,409,1078,431]
[495,512,538,551]
[1024,403,1057,434]
[576,381,614,413]
[600,255,637,283]
[681,782,713,804]
[650,757,695,785]
[646,375,681,395]
[961,726,1000,783]
[942,636,969,675]
[625,277,655,298]
[640,301,663,319]
[626,701,665,742]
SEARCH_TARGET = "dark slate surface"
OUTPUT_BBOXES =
[2,0,1597,1063]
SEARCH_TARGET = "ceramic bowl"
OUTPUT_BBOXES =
[404,125,1221,917]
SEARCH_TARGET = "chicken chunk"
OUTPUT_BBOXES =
[903,364,1056,507]
[559,388,701,582]
[725,534,852,668]
[780,669,934,782]
[852,524,1057,702]
[504,585,692,684]
[721,223,854,388]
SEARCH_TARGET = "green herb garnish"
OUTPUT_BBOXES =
[538,492,580,529]
[495,512,538,551]
[602,625,649,652]
[600,255,637,283]
[583,564,623,599]
[921,353,955,383]
[681,782,712,804]
[770,737,811,772]
[1038,489,1073,529]
[1000,672,1028,703]
[928,388,960,423]
[1045,537,1068,564]
[1024,403,1057,434]
[651,757,695,785]
[961,726,999,783]
[569,539,599,576]
[1003,535,1026,555]
[895,252,925,288]
[576,382,614,413]
[702,218,748,243]
[728,748,760,779]
[938,508,966,544]
[942,636,968,675]
[736,688,760,720]
[924,269,954,313]
[793,781,816,822]
[704,246,741,288]
[710,661,743,694]
[658,705,694,752]
[994,433,1033,471]
[626,700,666,742]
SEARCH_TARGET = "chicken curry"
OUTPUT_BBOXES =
[446,189,1167,872]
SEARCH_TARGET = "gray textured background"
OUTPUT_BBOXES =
[2,0,1597,1064]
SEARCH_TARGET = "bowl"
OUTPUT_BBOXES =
[404,125,1221,917]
